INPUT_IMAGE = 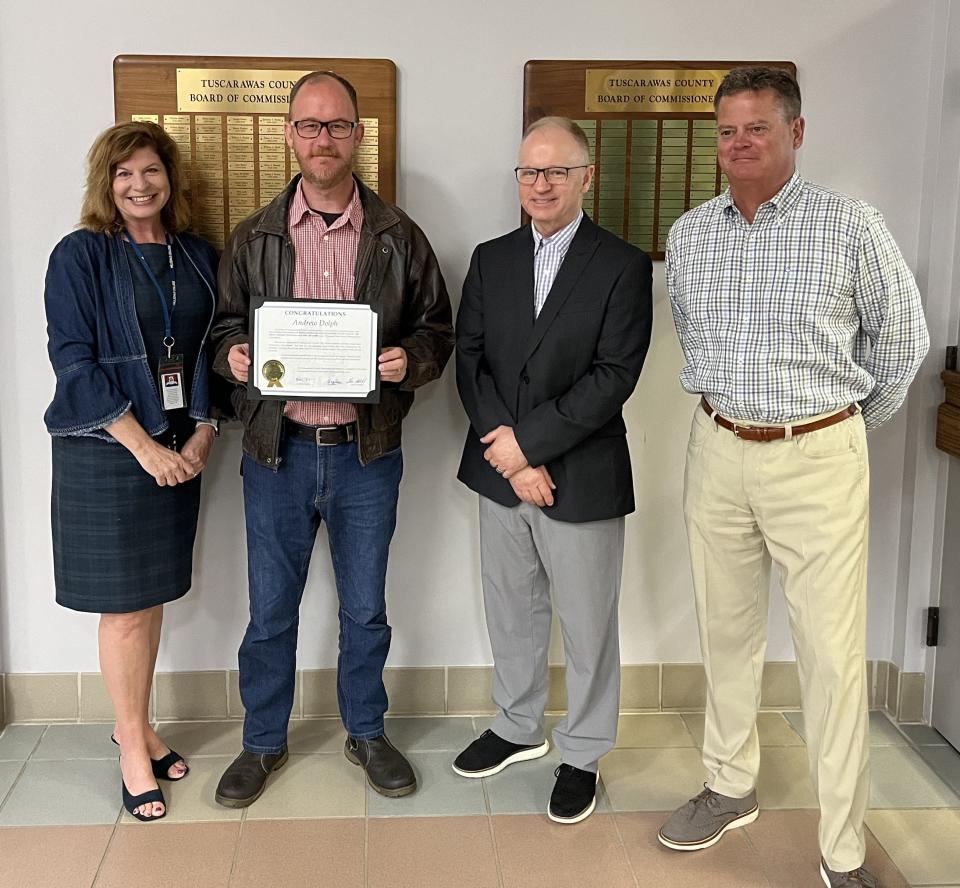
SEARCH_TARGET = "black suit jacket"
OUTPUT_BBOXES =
[456,215,653,523]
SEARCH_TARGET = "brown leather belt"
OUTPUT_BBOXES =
[700,399,857,442]
[284,419,357,446]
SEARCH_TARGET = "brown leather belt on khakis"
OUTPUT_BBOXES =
[700,399,858,442]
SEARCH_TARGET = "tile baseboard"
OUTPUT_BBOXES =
[0,660,922,725]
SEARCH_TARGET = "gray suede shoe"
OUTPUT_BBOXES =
[658,785,759,850]
[820,858,879,887]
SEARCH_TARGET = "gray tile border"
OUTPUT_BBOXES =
[482,746,565,815]
[898,672,925,723]
[660,664,706,710]
[0,761,23,810]
[620,664,660,711]
[0,725,46,761]
[0,759,121,826]
[242,753,365,820]
[755,746,819,809]
[869,711,910,747]
[865,809,960,887]
[31,723,117,760]
[287,718,345,754]
[0,663,925,724]
[886,662,901,717]
[901,723,950,747]
[760,662,802,709]
[366,751,487,817]
[118,755,240,824]
[446,666,496,715]
[79,672,119,723]
[915,744,960,796]
[875,660,889,711]
[601,746,706,812]
[79,672,156,723]
[3,674,79,723]
[380,716,477,753]
[870,745,960,808]
[546,665,568,712]
[383,668,446,715]
[616,712,697,748]
[300,669,339,718]
[152,720,245,757]
[155,671,230,721]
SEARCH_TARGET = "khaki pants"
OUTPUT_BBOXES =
[683,403,870,872]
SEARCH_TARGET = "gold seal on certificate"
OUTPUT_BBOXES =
[249,300,381,403]
[262,360,285,387]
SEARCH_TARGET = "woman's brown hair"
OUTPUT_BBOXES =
[80,121,191,234]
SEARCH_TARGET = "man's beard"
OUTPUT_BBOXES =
[298,149,353,191]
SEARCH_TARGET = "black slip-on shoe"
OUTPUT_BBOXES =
[548,763,597,824]
[452,729,550,778]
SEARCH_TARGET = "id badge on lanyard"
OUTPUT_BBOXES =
[126,231,184,410]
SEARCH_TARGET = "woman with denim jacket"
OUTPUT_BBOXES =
[43,122,219,822]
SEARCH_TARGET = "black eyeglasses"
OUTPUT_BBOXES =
[514,166,589,185]
[291,119,358,139]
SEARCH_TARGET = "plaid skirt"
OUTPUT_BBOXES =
[51,435,201,613]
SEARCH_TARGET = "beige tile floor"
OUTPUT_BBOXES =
[0,712,957,887]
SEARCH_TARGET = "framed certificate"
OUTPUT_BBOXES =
[247,298,381,403]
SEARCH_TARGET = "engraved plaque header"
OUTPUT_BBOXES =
[524,59,796,258]
[178,68,311,113]
[585,68,728,113]
[115,55,397,248]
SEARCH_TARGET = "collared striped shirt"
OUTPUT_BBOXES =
[285,179,364,427]
[532,212,583,317]
[666,172,929,430]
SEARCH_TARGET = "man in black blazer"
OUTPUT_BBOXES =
[452,117,652,824]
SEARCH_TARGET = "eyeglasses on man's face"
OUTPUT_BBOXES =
[514,166,589,185]
[291,119,358,139]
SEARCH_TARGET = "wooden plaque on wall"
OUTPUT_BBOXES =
[114,55,396,248]
[524,60,796,259]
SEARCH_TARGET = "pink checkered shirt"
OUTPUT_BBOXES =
[284,180,364,426]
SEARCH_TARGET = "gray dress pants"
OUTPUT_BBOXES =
[479,497,625,772]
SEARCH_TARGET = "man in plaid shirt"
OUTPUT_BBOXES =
[659,67,928,888]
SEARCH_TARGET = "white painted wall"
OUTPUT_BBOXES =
[908,0,960,718]
[0,0,945,675]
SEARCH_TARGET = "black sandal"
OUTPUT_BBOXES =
[111,735,189,781]
[122,780,166,822]
[150,749,189,781]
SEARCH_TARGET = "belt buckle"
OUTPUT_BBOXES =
[732,424,743,439]
[314,425,339,447]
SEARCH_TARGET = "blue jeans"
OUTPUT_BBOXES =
[239,437,403,752]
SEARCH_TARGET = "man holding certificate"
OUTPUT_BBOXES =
[210,71,453,807]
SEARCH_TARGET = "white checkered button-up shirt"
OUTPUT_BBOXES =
[532,212,583,317]
[666,172,929,430]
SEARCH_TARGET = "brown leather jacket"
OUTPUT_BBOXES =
[211,176,453,468]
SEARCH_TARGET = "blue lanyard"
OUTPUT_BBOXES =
[125,231,178,356]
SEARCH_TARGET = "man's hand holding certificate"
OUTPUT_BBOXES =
[247,300,384,403]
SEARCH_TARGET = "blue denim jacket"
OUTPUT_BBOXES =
[43,229,219,440]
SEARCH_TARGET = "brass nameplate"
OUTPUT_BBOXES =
[115,55,397,248]
[585,69,728,113]
[525,60,795,259]
[178,69,306,113]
